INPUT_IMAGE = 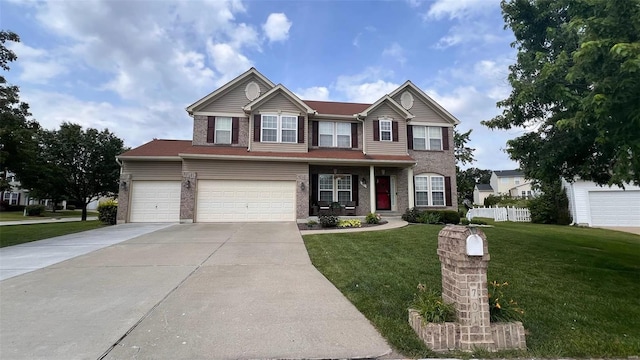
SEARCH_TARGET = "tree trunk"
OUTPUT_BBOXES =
[81,203,87,221]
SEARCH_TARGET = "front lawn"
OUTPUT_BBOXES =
[0,221,105,247]
[0,210,97,222]
[303,222,640,358]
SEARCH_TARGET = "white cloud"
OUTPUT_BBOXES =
[262,13,292,43]
[425,0,497,20]
[207,41,253,86]
[406,0,423,8]
[335,68,399,103]
[433,21,505,49]
[8,42,67,83]
[295,86,330,101]
[382,43,406,64]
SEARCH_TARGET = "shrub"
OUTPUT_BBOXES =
[440,210,460,224]
[470,219,488,225]
[25,204,45,216]
[319,214,339,228]
[365,212,381,224]
[529,180,571,225]
[488,281,524,322]
[338,219,362,228]
[411,283,456,323]
[419,211,441,224]
[460,218,470,225]
[483,194,501,207]
[402,207,423,223]
[97,200,118,225]
[329,201,342,215]
[0,201,26,212]
[306,219,318,227]
[66,204,76,210]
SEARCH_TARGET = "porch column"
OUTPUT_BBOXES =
[408,166,415,208]
[369,165,376,213]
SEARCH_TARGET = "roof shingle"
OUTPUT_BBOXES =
[303,100,371,116]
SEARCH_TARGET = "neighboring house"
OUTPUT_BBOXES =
[473,184,494,205]
[562,178,640,227]
[489,170,533,197]
[0,171,30,207]
[116,68,459,223]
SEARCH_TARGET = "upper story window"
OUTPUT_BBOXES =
[261,114,298,143]
[415,174,446,206]
[379,119,393,141]
[319,122,351,148]
[412,126,442,150]
[500,177,509,184]
[215,117,232,144]
[514,177,521,185]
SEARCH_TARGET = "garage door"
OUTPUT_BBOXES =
[589,191,640,226]
[130,181,181,222]
[196,180,295,222]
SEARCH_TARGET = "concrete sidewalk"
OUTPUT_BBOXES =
[1,222,391,359]
[0,216,98,226]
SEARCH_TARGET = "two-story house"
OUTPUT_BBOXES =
[116,68,459,223]
[473,170,533,205]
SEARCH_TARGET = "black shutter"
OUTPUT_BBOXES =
[253,114,261,142]
[352,175,359,205]
[392,121,399,142]
[231,117,239,144]
[373,120,380,141]
[351,123,358,148]
[407,125,413,149]
[207,117,215,143]
[445,176,452,206]
[312,121,319,146]
[311,174,318,206]
[298,116,305,143]
[442,127,449,150]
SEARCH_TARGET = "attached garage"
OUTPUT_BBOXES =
[196,180,296,222]
[588,191,640,226]
[129,181,181,222]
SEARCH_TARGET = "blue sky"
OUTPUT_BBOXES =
[3,0,523,170]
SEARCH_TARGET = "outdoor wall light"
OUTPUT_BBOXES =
[185,180,191,189]
[120,180,128,190]
[300,182,306,191]
[360,178,367,188]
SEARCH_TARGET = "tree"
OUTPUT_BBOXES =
[40,123,126,220]
[483,0,640,187]
[457,167,492,202]
[454,129,475,166]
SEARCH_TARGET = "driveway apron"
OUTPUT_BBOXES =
[0,223,391,359]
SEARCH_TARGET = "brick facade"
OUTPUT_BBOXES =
[180,171,197,223]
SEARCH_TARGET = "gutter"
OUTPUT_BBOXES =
[178,153,416,166]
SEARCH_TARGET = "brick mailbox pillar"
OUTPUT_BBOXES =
[437,225,494,351]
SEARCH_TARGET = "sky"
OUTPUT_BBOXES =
[2,0,525,171]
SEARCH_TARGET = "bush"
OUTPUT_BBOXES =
[419,211,441,224]
[440,210,460,224]
[484,194,501,207]
[460,218,470,225]
[411,283,456,323]
[470,219,488,225]
[488,281,524,322]
[404,208,460,225]
[66,204,76,210]
[338,219,362,228]
[97,200,118,225]
[0,201,26,212]
[402,207,423,223]
[319,214,339,228]
[365,212,381,224]
[25,204,45,216]
[306,219,318,227]
[529,180,571,225]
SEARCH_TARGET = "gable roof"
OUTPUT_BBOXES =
[357,95,414,119]
[389,80,460,125]
[475,184,493,191]
[186,68,275,114]
[303,100,371,116]
[493,170,524,177]
[243,84,315,114]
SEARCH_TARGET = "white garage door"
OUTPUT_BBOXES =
[589,191,640,226]
[196,180,296,222]
[130,181,181,222]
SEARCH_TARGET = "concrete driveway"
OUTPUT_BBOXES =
[0,223,391,359]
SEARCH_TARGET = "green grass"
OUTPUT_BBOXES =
[303,222,640,358]
[0,221,105,247]
[0,210,97,222]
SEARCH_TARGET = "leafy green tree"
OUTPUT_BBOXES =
[483,0,640,187]
[40,123,126,220]
[457,167,492,202]
[454,129,475,166]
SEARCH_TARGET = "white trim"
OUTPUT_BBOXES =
[390,175,397,211]
[192,112,246,118]
[260,113,298,144]
[388,81,460,125]
[369,166,376,213]
[118,156,183,161]
[379,119,393,142]
[318,121,352,148]
[243,84,316,115]
[178,153,416,165]
[408,167,415,208]
[408,120,454,128]
[414,173,446,207]
[214,116,232,145]
[412,125,442,151]
[318,174,353,203]
[358,95,414,119]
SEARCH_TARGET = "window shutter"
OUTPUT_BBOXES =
[442,127,449,150]
[373,120,380,141]
[392,121,399,142]
[17,193,20,205]
[351,123,358,148]
[253,114,261,142]
[352,175,359,205]
[311,174,318,207]
[231,117,239,144]
[207,117,215,143]
[445,176,452,206]
[312,121,319,146]
[298,116,305,143]
[407,125,413,149]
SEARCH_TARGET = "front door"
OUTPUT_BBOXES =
[376,176,391,210]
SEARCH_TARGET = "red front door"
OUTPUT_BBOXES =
[376,176,391,210]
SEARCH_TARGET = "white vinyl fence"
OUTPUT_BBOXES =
[467,206,530,222]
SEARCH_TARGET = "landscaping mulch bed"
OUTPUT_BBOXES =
[297,220,388,231]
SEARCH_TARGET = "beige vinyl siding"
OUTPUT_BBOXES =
[251,114,308,153]
[392,89,449,124]
[257,93,303,114]
[184,159,308,181]
[122,161,183,180]
[200,76,271,113]
[364,104,408,156]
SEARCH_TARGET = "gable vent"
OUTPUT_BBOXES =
[245,81,261,101]
[400,91,414,110]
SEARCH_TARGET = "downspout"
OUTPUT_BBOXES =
[248,113,253,152]
[355,114,366,155]
[115,157,122,175]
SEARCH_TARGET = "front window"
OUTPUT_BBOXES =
[318,174,352,203]
[413,126,442,150]
[379,119,392,141]
[319,121,351,148]
[261,114,297,143]
[3,192,18,205]
[215,117,232,144]
[514,177,521,185]
[415,174,445,206]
